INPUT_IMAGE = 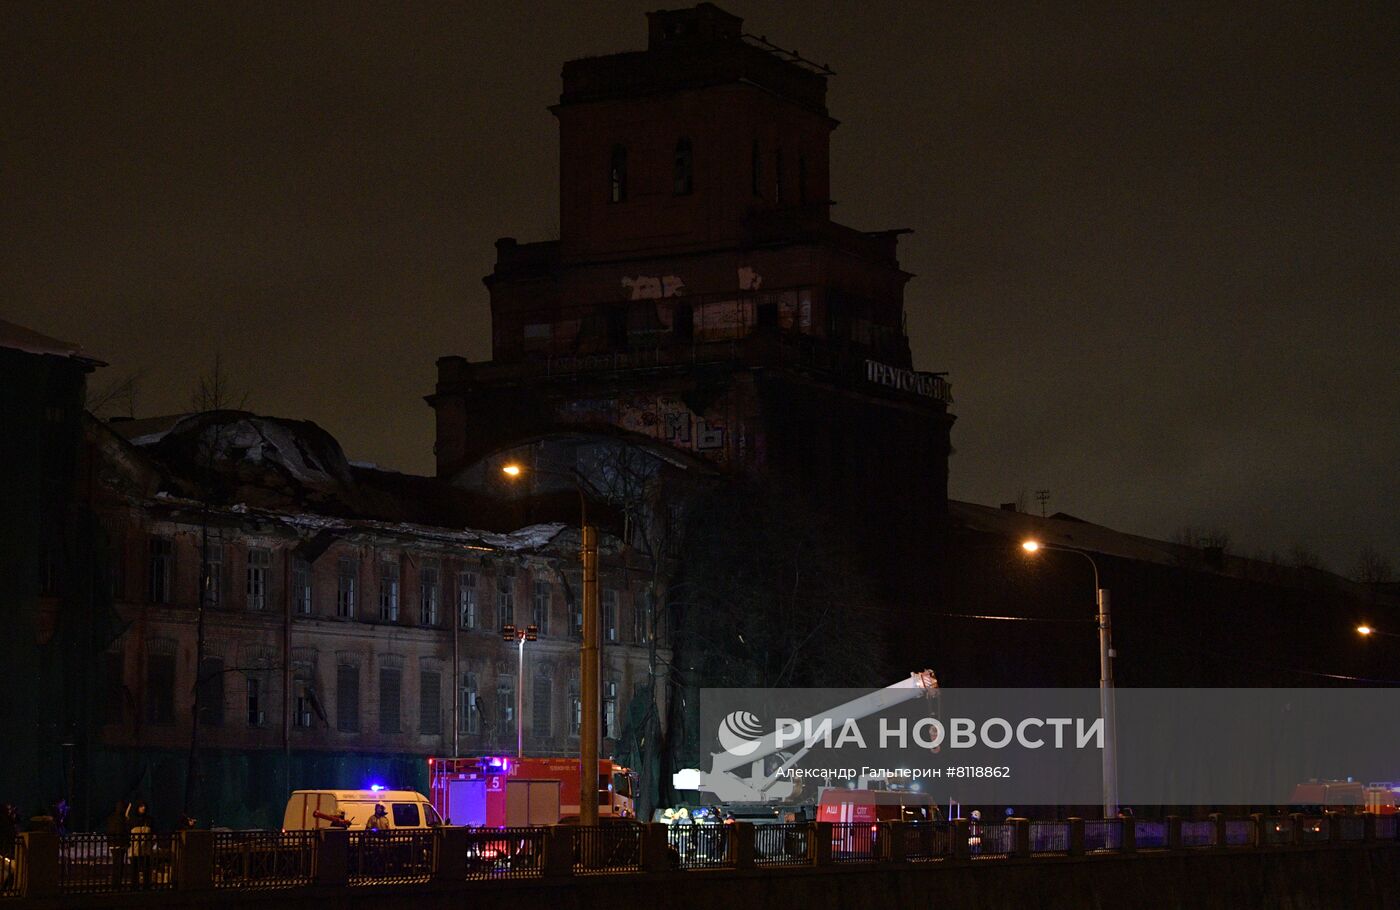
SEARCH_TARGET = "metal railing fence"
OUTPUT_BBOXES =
[212,831,315,890]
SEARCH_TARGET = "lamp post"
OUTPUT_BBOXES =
[502,623,539,758]
[502,460,600,825]
[1357,625,1400,639]
[1021,539,1118,818]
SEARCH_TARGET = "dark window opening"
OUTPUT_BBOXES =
[420,670,442,736]
[197,657,224,726]
[751,139,762,197]
[774,148,784,204]
[380,667,402,734]
[609,145,628,203]
[673,301,693,343]
[606,305,628,349]
[337,665,360,732]
[798,153,807,205]
[673,138,693,195]
[146,654,176,725]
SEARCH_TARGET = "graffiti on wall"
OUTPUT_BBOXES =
[557,395,728,461]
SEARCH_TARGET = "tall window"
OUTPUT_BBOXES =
[751,139,762,197]
[246,548,270,611]
[293,556,313,616]
[148,537,172,604]
[246,676,264,726]
[603,589,619,642]
[461,671,480,734]
[419,563,440,626]
[533,671,552,738]
[673,137,693,195]
[379,668,401,734]
[774,148,784,204]
[336,665,360,732]
[497,575,514,627]
[609,145,627,203]
[458,571,478,629]
[197,657,224,726]
[570,593,583,638]
[568,675,581,736]
[798,153,808,205]
[533,580,550,635]
[203,542,222,608]
[633,594,648,644]
[419,669,442,736]
[146,653,175,724]
[602,679,618,739]
[336,557,357,618]
[294,685,314,729]
[497,675,515,738]
[379,560,399,622]
[102,651,124,725]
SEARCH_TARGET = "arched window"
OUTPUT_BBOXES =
[609,145,627,203]
[673,138,693,196]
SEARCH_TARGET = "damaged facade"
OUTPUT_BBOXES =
[87,410,663,828]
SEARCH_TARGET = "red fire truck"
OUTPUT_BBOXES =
[429,755,637,826]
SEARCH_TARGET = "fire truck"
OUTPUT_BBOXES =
[429,755,637,826]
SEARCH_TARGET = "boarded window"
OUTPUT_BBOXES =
[379,668,402,734]
[419,670,442,736]
[533,673,552,738]
[336,665,360,732]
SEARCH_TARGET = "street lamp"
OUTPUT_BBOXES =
[502,460,601,825]
[502,623,539,758]
[1022,538,1119,818]
[1357,624,1400,639]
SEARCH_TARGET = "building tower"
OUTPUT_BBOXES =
[430,4,954,653]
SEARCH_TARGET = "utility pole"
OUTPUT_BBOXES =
[580,522,600,825]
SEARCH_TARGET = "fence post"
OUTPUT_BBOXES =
[883,822,906,863]
[1068,818,1085,857]
[543,826,575,878]
[176,830,213,890]
[641,823,673,873]
[731,822,755,868]
[952,819,970,862]
[1166,816,1183,851]
[315,828,348,886]
[1289,813,1305,846]
[1120,817,1136,854]
[1010,818,1030,858]
[434,827,467,881]
[17,832,57,899]
[1209,813,1227,850]
[814,822,834,866]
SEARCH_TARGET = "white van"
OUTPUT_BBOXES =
[282,789,443,831]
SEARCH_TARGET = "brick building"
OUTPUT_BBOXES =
[428,4,955,659]
[85,411,663,828]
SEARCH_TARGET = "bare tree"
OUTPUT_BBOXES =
[191,353,250,411]
[86,369,146,419]
[1354,546,1395,585]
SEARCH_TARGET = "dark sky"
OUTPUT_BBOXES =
[5,2,1397,572]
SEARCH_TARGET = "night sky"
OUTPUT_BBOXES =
[5,2,1397,571]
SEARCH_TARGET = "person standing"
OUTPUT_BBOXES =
[104,801,130,888]
[127,801,154,889]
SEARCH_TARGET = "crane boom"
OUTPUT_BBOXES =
[677,670,938,803]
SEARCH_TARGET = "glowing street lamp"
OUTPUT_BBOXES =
[1022,538,1118,819]
[501,459,600,825]
[1356,624,1400,639]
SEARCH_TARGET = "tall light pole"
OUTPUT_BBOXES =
[502,460,600,825]
[502,623,539,758]
[1022,539,1118,818]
